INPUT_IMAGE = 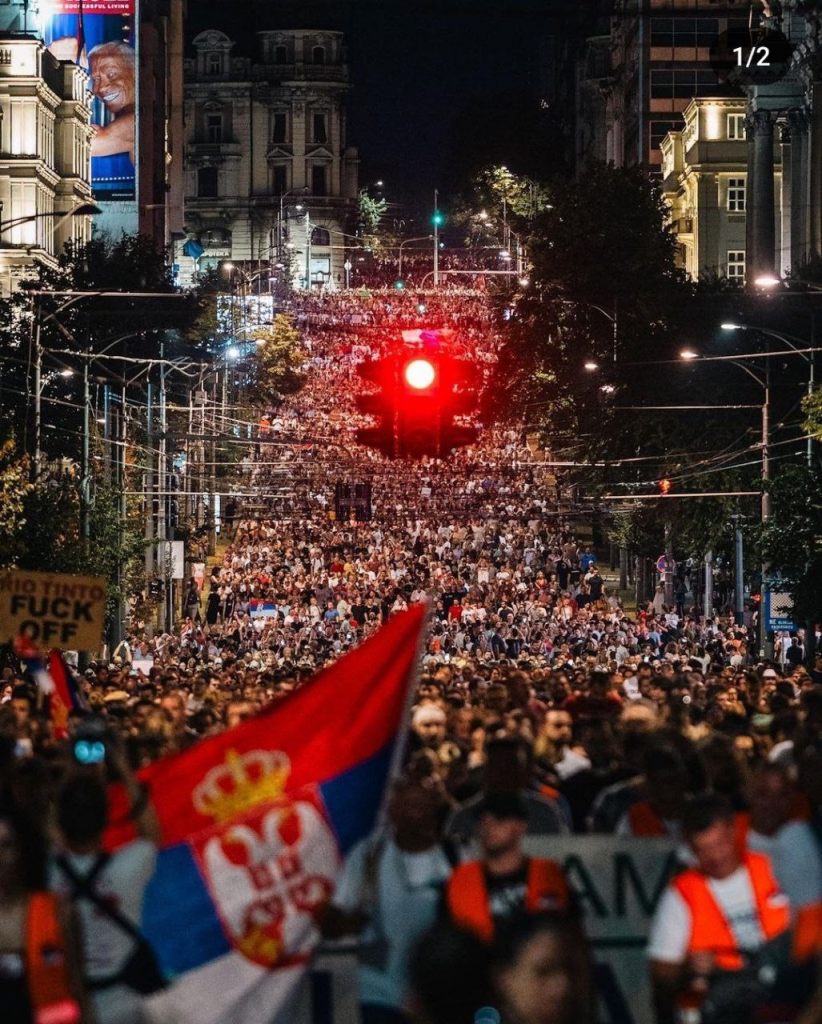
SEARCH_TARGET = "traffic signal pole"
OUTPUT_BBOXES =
[433,189,439,288]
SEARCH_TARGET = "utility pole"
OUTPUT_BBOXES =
[158,345,169,631]
[732,513,745,626]
[703,549,713,622]
[305,209,311,289]
[145,378,155,638]
[33,295,42,479]
[103,384,111,484]
[81,357,91,546]
[433,189,439,288]
[760,358,771,655]
[663,521,674,606]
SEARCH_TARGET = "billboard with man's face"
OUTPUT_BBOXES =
[41,0,136,201]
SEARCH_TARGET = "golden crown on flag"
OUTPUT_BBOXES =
[193,749,291,823]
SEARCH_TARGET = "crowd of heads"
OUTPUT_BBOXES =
[1,286,822,1024]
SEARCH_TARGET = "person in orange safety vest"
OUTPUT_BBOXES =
[648,794,819,1024]
[444,792,572,943]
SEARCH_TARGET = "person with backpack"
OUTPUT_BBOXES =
[319,776,458,1024]
[51,742,163,1024]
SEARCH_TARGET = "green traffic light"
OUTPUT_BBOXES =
[394,280,405,290]
[432,212,444,226]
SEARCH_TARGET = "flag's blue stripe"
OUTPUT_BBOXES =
[320,740,395,854]
[143,842,231,976]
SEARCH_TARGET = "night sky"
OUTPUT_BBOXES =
[190,0,561,215]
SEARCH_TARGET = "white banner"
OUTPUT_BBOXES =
[305,837,677,1024]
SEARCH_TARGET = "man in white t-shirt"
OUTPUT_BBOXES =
[52,742,161,1024]
[648,794,792,1024]
[743,763,822,918]
[320,778,454,1024]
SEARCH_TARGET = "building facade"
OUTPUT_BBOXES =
[661,97,783,282]
[598,0,748,173]
[180,27,359,289]
[0,32,93,295]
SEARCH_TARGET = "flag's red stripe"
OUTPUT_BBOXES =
[108,605,424,849]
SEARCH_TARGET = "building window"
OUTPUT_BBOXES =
[727,250,745,280]
[311,164,327,195]
[650,69,717,99]
[271,112,287,143]
[197,166,218,198]
[312,112,328,144]
[311,226,330,246]
[727,177,746,212]
[205,113,223,143]
[274,45,289,64]
[206,52,223,75]
[650,17,719,49]
[727,113,746,140]
[272,165,287,195]
[650,118,683,150]
[312,45,326,65]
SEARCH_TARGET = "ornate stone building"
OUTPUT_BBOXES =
[0,30,93,295]
[660,97,779,282]
[180,26,359,289]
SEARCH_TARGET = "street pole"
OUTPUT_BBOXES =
[81,358,90,546]
[809,309,816,468]
[433,189,439,288]
[761,359,771,655]
[305,210,311,289]
[703,550,713,622]
[103,384,111,484]
[33,296,42,479]
[158,346,169,631]
[145,379,155,636]
[663,521,674,606]
[732,514,744,626]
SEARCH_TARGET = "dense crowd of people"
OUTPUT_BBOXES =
[2,286,822,1024]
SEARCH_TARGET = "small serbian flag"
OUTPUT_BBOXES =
[15,638,83,739]
[115,605,426,1024]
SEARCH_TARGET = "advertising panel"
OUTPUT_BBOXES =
[41,0,136,201]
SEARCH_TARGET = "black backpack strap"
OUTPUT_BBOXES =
[55,852,144,944]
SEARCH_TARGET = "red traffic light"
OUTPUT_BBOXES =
[404,359,436,390]
[659,479,672,495]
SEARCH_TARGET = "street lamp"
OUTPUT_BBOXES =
[0,200,102,241]
[584,361,599,371]
[680,348,771,648]
[721,321,814,467]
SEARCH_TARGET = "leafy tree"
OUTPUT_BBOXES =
[0,442,32,567]
[251,314,306,404]
[358,189,388,238]
[17,478,145,626]
[759,465,822,656]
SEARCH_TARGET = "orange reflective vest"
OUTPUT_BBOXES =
[445,858,570,943]
[26,891,81,1024]
[733,813,822,961]
[673,852,789,971]
[627,800,668,837]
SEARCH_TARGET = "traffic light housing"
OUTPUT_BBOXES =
[355,349,479,459]
[432,211,445,227]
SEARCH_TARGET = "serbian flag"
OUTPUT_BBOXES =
[15,638,84,739]
[114,605,426,1024]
